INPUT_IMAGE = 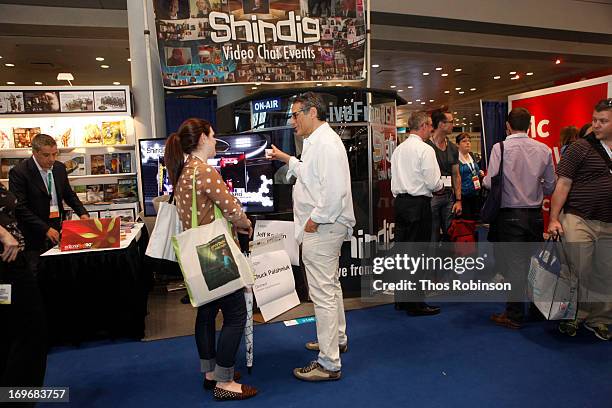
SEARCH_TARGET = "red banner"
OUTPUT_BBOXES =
[508,76,612,226]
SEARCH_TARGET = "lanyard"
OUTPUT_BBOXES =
[466,161,477,176]
[47,172,53,195]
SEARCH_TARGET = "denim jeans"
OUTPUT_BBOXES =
[195,289,246,382]
[431,189,453,242]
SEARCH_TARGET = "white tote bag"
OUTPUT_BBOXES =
[145,197,183,262]
[172,172,254,307]
[527,239,578,320]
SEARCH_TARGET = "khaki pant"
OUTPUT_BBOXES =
[561,213,612,325]
[302,222,348,372]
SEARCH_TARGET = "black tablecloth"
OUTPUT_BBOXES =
[39,226,151,346]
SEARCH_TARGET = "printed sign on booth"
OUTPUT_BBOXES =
[153,0,367,88]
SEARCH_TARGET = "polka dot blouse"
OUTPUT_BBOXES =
[174,155,246,231]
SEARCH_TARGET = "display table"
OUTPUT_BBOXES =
[39,223,151,345]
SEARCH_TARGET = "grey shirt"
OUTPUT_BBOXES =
[483,133,556,208]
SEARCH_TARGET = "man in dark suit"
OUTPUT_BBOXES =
[9,133,88,274]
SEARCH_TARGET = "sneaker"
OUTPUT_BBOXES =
[305,341,348,353]
[293,361,341,382]
[558,320,579,337]
[584,322,610,341]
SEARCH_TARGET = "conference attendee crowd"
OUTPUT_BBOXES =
[1,96,610,402]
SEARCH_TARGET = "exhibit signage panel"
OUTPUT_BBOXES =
[153,0,367,88]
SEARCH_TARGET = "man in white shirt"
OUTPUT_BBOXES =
[390,111,444,316]
[270,92,355,382]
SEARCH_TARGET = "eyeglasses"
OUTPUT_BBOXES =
[289,108,308,120]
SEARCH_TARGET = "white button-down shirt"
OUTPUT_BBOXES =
[33,156,58,208]
[391,134,444,197]
[286,122,356,243]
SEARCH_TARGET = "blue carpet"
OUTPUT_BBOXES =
[41,303,610,408]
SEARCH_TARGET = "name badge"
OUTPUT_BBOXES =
[49,205,60,219]
[472,175,481,190]
[441,175,452,187]
[0,284,11,305]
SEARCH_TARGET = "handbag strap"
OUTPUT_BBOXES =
[585,134,612,172]
[190,167,231,231]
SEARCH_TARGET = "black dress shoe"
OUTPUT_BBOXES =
[406,303,441,316]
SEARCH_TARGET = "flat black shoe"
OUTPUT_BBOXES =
[203,371,241,390]
[406,304,441,316]
[180,294,190,304]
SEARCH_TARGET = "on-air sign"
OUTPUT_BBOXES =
[252,98,282,114]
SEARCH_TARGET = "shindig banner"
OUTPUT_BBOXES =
[508,75,612,220]
[508,76,612,165]
[153,0,367,88]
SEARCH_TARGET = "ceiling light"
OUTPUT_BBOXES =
[96,57,105,61]
[435,67,443,71]
[316,83,322,86]
[470,88,476,91]
[429,99,434,102]
[454,68,462,72]
[509,71,516,75]
[462,117,467,120]
[421,102,426,105]
[455,87,461,90]
[0,56,3,59]
[6,81,15,85]
[526,72,534,76]
[459,91,465,94]
[113,82,121,85]
[335,84,342,87]
[475,113,480,116]
[469,122,473,125]
[255,82,261,86]
[251,86,258,90]
[416,99,421,102]
[371,64,380,68]
[34,81,43,85]
[493,75,501,80]
[444,90,450,94]
[57,73,74,84]
[398,89,404,92]
[390,85,397,88]
[5,63,15,67]
[441,73,449,77]
[407,85,414,89]
[422,72,429,76]
[100,64,110,69]
[407,101,413,105]
[127,58,131,62]
[511,75,520,80]
[555,59,561,64]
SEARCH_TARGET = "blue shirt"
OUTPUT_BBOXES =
[459,160,481,197]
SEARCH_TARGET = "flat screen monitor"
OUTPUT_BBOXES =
[138,139,171,217]
[208,132,275,213]
[138,133,275,216]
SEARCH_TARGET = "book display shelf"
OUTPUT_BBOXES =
[0,85,140,221]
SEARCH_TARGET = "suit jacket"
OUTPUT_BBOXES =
[9,157,88,250]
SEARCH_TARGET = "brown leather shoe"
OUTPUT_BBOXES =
[490,313,522,329]
[213,384,258,401]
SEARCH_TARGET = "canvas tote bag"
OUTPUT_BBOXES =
[145,194,183,262]
[172,169,254,307]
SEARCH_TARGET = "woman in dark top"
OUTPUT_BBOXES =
[456,133,484,219]
[0,184,47,394]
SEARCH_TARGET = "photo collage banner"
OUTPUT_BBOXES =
[153,0,367,88]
